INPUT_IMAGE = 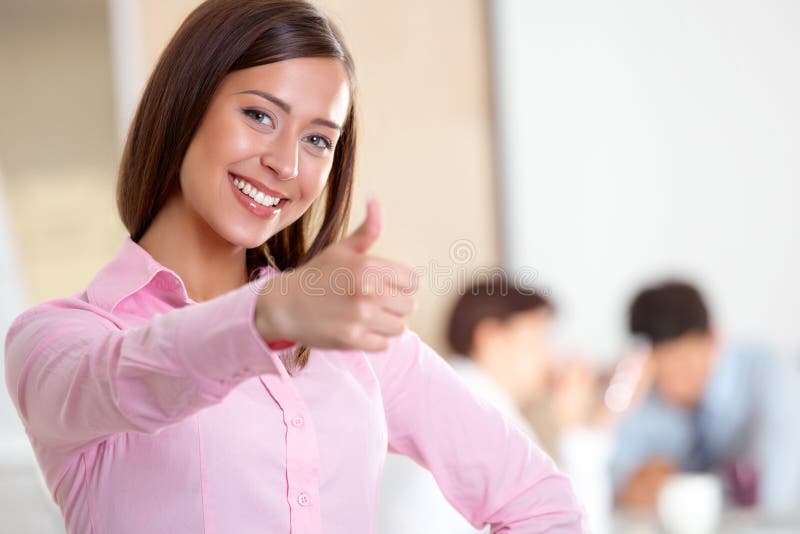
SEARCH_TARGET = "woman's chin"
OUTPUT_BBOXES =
[213,209,295,250]
[237,232,275,250]
[213,223,274,250]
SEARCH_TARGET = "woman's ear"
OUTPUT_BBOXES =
[472,317,504,360]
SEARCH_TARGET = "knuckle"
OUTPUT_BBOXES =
[354,285,373,300]
[400,296,414,313]
[357,300,375,320]
[341,324,361,346]
[355,256,372,273]
[391,321,405,336]
[390,296,411,316]
[361,257,377,271]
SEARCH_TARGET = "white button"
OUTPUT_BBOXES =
[291,416,304,428]
[297,493,310,506]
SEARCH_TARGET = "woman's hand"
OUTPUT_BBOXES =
[254,197,419,352]
[552,360,597,431]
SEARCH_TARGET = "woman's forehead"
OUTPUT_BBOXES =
[219,58,351,124]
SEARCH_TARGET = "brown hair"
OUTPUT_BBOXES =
[629,280,710,346]
[447,274,553,356]
[117,0,357,370]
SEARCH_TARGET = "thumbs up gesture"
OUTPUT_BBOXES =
[343,193,383,254]
[255,197,419,352]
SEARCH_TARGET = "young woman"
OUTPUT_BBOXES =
[4,1,583,532]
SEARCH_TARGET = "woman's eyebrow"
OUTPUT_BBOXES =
[235,89,343,131]
[236,89,290,112]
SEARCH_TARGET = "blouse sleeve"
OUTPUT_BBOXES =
[372,329,585,533]
[4,282,281,453]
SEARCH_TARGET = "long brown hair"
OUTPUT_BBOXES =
[117,0,357,370]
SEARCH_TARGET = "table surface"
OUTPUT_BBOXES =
[613,509,800,534]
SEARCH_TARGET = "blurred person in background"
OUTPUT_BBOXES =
[379,275,612,534]
[611,280,800,517]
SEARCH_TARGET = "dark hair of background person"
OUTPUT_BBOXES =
[629,280,710,346]
[116,0,357,370]
[447,275,553,356]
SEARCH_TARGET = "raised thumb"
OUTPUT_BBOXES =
[343,195,382,254]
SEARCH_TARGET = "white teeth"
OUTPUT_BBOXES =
[233,175,282,207]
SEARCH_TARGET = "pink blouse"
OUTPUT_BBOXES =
[4,237,584,533]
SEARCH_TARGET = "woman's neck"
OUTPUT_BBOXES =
[137,193,249,302]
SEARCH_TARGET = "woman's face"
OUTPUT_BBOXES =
[503,309,555,399]
[179,57,351,248]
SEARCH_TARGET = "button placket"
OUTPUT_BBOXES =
[259,362,322,532]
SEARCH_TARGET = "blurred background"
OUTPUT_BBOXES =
[1,0,798,532]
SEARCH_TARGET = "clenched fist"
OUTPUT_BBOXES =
[254,197,419,352]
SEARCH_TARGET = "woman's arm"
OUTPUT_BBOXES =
[373,330,585,533]
[4,282,280,453]
[4,198,412,455]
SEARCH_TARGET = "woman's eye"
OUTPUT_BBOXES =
[305,135,332,150]
[244,109,273,126]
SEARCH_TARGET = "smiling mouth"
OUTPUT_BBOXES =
[230,175,286,207]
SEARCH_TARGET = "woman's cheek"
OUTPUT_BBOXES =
[226,127,263,161]
[309,160,334,195]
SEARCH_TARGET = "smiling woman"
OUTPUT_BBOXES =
[141,56,351,275]
[3,1,583,533]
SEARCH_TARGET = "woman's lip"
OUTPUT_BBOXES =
[228,172,287,200]
[227,173,287,219]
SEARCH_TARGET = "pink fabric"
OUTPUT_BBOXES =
[4,237,584,533]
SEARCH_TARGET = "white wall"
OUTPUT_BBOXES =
[491,0,800,363]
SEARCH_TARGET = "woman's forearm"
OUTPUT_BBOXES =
[4,282,280,452]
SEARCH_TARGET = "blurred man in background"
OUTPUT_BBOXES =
[379,275,611,533]
[612,280,800,517]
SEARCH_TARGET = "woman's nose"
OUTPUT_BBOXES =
[260,133,299,181]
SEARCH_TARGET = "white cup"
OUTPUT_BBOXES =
[657,473,723,534]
